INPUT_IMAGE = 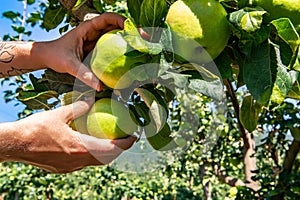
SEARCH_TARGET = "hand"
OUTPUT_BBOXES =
[40,13,126,91]
[2,99,136,173]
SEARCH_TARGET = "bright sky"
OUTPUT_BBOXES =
[0,0,63,122]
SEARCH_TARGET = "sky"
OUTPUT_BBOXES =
[0,0,62,122]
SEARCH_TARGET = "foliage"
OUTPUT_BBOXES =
[1,0,300,199]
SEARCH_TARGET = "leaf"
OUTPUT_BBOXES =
[271,18,300,54]
[187,63,224,101]
[29,73,49,92]
[214,50,234,80]
[243,41,274,105]
[123,18,163,55]
[240,95,262,132]
[17,90,59,110]
[42,6,66,31]
[129,101,151,126]
[61,90,94,106]
[139,0,168,40]
[2,11,20,19]
[145,123,178,151]
[159,23,174,63]
[135,87,168,132]
[271,18,300,70]
[160,71,189,89]
[127,0,144,25]
[229,7,266,32]
[287,79,300,100]
[40,69,88,94]
[270,65,297,105]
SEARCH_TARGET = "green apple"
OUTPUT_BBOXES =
[87,98,137,140]
[90,30,147,89]
[70,114,89,135]
[166,0,230,64]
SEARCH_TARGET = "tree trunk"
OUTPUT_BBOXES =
[224,79,259,191]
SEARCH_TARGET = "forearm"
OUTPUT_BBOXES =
[0,41,47,77]
[0,121,22,162]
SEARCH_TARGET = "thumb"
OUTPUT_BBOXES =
[59,98,95,121]
[68,61,102,92]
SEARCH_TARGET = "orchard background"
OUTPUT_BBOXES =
[1,0,300,199]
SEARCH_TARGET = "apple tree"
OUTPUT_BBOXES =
[1,0,300,199]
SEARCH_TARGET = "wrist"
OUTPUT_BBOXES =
[31,41,49,70]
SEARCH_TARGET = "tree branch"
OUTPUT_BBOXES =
[214,164,246,187]
[223,79,259,191]
[272,140,300,200]
[58,0,98,22]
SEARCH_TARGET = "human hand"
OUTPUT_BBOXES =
[38,12,126,91]
[1,99,136,173]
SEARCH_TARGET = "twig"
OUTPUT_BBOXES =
[19,0,28,41]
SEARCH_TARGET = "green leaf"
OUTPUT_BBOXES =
[2,11,20,19]
[123,18,149,53]
[160,71,189,89]
[243,41,274,105]
[159,23,174,63]
[17,90,59,110]
[240,95,262,132]
[270,65,297,104]
[42,6,66,31]
[187,63,224,101]
[271,18,300,54]
[145,123,178,151]
[229,7,266,32]
[40,69,89,94]
[127,0,144,25]
[135,88,168,132]
[287,79,300,100]
[26,12,42,26]
[29,73,49,92]
[214,50,234,80]
[139,0,168,40]
[61,90,94,106]
[92,0,104,13]
[11,25,25,34]
[271,18,300,70]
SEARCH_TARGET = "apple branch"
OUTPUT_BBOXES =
[223,79,259,191]
[58,0,98,22]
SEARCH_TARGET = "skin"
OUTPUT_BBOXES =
[0,13,136,173]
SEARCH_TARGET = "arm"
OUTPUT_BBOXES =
[0,13,136,173]
[0,99,136,173]
[0,41,41,77]
[0,12,126,91]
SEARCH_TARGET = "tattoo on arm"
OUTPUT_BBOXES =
[0,67,32,78]
[0,42,16,63]
[0,42,33,78]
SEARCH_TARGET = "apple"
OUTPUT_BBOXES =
[87,98,137,140]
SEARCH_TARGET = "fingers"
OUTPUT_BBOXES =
[68,61,102,91]
[59,98,94,121]
[90,12,126,31]
[110,136,137,150]
[74,132,137,164]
